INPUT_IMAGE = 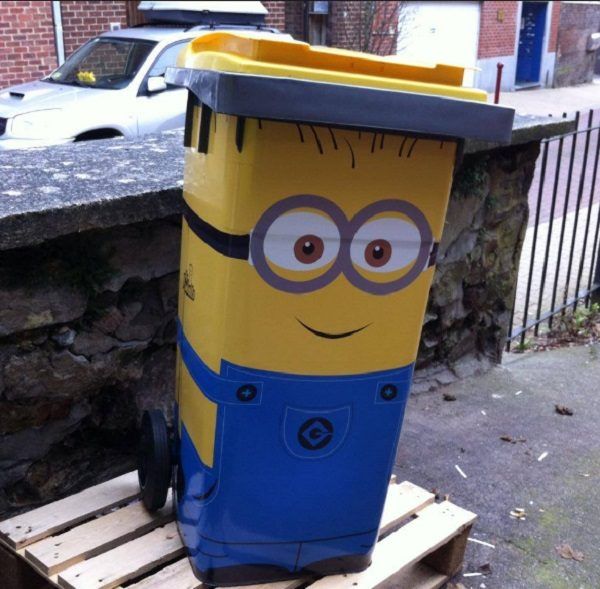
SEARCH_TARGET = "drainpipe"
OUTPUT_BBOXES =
[51,1,65,66]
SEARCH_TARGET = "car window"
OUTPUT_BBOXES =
[48,38,156,90]
[147,41,190,78]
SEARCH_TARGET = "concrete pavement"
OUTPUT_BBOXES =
[394,344,600,588]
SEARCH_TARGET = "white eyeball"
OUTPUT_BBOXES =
[262,211,341,271]
[350,217,422,273]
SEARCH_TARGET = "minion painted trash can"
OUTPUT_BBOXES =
[137,33,514,586]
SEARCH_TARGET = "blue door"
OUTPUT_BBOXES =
[516,2,548,84]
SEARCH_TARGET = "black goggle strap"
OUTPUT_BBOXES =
[183,92,198,149]
[183,92,213,154]
[182,200,250,260]
[182,200,439,268]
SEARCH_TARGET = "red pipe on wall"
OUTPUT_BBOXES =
[494,62,504,104]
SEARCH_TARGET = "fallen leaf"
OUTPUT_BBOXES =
[443,393,457,401]
[479,563,492,575]
[447,583,467,589]
[500,435,527,444]
[555,404,574,416]
[556,543,584,561]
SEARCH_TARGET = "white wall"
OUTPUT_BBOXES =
[397,1,480,87]
[475,56,518,92]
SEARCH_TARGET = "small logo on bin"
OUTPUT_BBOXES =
[183,264,196,301]
[236,384,257,402]
[380,384,398,401]
[298,417,334,450]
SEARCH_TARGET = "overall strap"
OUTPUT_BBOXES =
[178,325,263,405]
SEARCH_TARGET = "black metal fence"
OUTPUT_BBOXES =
[507,109,600,350]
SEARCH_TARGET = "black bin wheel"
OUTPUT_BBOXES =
[138,409,172,512]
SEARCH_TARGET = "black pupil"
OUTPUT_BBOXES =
[303,242,315,255]
[373,245,384,259]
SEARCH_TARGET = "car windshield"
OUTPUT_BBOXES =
[46,37,157,90]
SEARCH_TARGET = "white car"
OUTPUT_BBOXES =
[0,1,279,150]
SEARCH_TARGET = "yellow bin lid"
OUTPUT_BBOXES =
[165,32,514,143]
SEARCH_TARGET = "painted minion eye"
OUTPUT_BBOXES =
[350,217,421,273]
[262,212,340,271]
[294,234,325,264]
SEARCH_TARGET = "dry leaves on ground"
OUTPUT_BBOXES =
[500,435,527,444]
[556,543,584,561]
[555,404,574,416]
[479,562,493,575]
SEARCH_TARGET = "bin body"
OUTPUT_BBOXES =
[167,33,513,586]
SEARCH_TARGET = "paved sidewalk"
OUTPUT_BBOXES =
[395,344,600,588]
[492,78,600,117]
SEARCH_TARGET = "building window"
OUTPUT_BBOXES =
[308,1,329,46]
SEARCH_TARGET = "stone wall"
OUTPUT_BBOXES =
[414,141,538,391]
[555,2,600,87]
[0,219,180,517]
[0,133,545,518]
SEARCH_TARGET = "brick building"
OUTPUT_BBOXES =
[476,1,562,90]
[554,1,600,87]
[0,1,128,90]
[0,1,399,90]
[397,1,563,92]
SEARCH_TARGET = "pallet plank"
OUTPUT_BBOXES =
[1,476,475,589]
[379,482,435,537]
[121,558,198,589]
[226,578,309,589]
[25,493,174,576]
[57,522,183,589]
[0,473,139,550]
[306,501,476,589]
[383,561,447,589]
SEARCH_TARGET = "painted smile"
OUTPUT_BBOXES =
[296,318,370,339]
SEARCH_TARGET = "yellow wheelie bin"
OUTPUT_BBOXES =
[138,33,514,586]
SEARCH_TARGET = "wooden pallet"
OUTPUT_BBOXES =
[0,472,476,589]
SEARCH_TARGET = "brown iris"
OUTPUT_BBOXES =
[364,239,392,267]
[294,234,324,264]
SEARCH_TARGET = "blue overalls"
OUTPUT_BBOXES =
[176,327,413,583]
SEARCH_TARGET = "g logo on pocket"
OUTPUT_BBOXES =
[298,417,334,450]
[284,406,350,459]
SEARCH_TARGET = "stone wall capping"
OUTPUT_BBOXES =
[464,113,576,154]
[0,114,574,253]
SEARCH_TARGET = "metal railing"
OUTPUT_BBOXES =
[507,109,600,350]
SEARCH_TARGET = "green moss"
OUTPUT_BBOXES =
[452,155,489,200]
[0,234,115,296]
[533,564,572,589]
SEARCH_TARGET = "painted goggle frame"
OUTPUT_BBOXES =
[183,194,437,295]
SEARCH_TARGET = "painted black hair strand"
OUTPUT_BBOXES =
[309,125,324,154]
[344,138,356,169]
[407,138,418,158]
[327,127,338,150]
